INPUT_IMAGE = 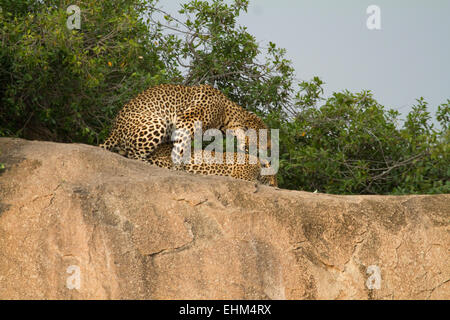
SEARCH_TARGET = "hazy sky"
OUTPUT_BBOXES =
[161,0,450,121]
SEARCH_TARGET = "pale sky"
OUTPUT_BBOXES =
[160,0,450,123]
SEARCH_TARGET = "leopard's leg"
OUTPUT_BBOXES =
[124,116,170,162]
[99,134,118,151]
[171,117,204,169]
[170,126,191,169]
[99,129,132,157]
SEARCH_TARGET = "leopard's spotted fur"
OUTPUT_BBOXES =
[99,84,270,166]
[146,142,277,187]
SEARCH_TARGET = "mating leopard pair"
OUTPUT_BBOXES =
[100,84,276,186]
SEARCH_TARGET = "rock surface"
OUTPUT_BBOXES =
[0,137,448,300]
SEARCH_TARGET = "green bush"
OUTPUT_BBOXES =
[267,78,449,194]
[0,0,172,143]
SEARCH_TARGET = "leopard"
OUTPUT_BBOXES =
[99,84,271,167]
[144,142,278,187]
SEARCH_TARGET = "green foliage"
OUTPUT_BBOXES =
[0,0,448,194]
[268,79,449,194]
[147,0,294,114]
[0,0,170,143]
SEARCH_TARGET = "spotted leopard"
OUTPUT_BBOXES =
[99,84,270,166]
[145,142,277,186]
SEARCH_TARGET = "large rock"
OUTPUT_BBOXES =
[0,138,448,299]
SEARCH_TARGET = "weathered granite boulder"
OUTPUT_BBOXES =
[0,138,448,299]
